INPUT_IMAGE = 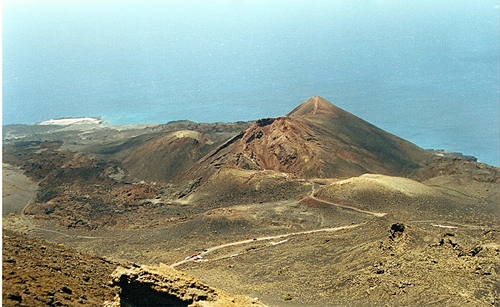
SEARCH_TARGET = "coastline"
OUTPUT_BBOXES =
[427,149,478,162]
[36,117,103,126]
[1,117,493,167]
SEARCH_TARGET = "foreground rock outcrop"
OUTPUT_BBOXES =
[107,264,267,307]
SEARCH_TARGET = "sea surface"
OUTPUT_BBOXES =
[2,1,499,166]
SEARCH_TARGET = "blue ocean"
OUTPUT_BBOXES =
[3,1,499,166]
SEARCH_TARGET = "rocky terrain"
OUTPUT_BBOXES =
[107,264,267,306]
[2,230,266,307]
[2,229,118,306]
[3,96,499,306]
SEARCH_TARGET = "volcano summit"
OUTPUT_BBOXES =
[185,96,433,182]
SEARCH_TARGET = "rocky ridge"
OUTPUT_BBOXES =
[107,264,267,307]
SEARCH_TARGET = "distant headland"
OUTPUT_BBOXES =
[36,117,103,126]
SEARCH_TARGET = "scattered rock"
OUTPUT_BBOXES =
[2,230,117,306]
[469,246,483,257]
[283,294,293,301]
[7,292,22,302]
[61,286,73,295]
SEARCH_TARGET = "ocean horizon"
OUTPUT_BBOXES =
[2,0,499,166]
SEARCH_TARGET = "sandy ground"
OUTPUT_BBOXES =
[2,164,38,216]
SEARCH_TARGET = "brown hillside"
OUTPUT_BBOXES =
[2,230,118,306]
[122,130,218,182]
[185,96,433,181]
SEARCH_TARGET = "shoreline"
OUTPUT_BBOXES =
[1,118,493,167]
[36,117,103,126]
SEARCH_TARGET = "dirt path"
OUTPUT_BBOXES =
[306,181,387,217]
[171,181,388,267]
[2,164,38,216]
[2,164,102,239]
[410,220,495,230]
[310,195,387,217]
[171,223,364,267]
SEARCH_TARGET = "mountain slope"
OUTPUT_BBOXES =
[185,96,433,181]
[122,130,216,182]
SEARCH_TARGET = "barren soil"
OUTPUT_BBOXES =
[3,98,499,306]
[2,230,118,306]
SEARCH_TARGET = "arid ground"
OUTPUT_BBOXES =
[3,97,499,306]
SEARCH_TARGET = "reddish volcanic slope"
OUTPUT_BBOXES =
[185,96,433,181]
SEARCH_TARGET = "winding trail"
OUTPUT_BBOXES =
[410,220,494,230]
[171,223,364,267]
[309,195,387,217]
[305,182,388,217]
[21,195,36,230]
[14,171,491,265]
[3,165,100,239]
[171,181,388,267]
